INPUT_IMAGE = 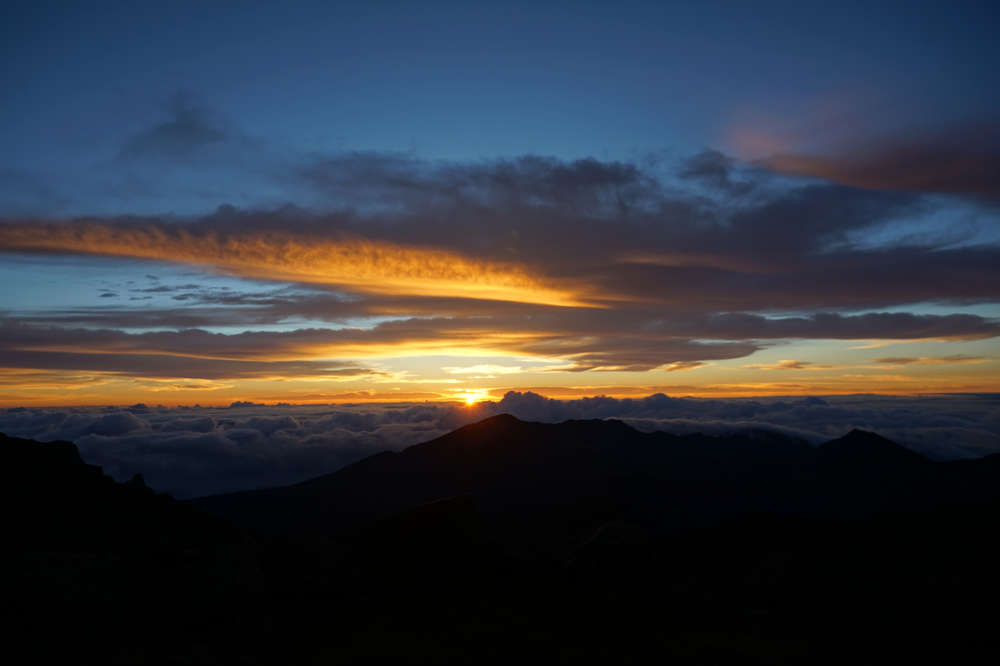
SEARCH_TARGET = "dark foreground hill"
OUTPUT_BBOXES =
[3,432,262,663]
[8,417,1000,663]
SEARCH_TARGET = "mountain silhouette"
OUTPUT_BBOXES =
[4,432,260,664]
[9,416,1000,664]
[4,431,243,550]
[191,414,1000,544]
[818,428,933,471]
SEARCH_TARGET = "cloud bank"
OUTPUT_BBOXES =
[2,392,997,498]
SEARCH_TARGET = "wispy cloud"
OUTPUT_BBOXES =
[743,360,832,371]
[119,92,229,161]
[0,220,592,307]
[874,355,990,367]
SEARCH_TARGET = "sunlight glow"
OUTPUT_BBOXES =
[455,388,490,405]
[0,223,599,308]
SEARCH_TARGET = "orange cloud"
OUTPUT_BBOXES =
[0,221,596,308]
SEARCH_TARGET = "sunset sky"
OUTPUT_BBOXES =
[2,0,998,407]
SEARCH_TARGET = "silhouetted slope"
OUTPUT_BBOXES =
[4,432,261,664]
[818,428,933,474]
[192,415,815,537]
[8,419,1000,664]
[193,414,1000,543]
[4,432,239,550]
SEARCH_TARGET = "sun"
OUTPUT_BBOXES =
[456,388,490,406]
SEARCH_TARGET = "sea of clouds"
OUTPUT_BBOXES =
[3,391,998,498]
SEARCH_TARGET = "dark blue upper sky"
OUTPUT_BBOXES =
[3,0,997,215]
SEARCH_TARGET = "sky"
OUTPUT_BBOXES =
[1,0,998,408]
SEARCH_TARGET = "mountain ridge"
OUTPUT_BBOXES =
[189,414,999,541]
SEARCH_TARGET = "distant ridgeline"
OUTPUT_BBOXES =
[192,414,1000,540]
[7,416,1000,663]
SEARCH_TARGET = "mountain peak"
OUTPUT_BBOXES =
[828,428,906,448]
[478,413,523,425]
[819,428,929,467]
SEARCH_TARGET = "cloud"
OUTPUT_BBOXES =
[298,153,654,214]
[84,411,148,436]
[661,361,706,372]
[17,296,1000,346]
[0,351,377,381]
[0,303,997,383]
[2,392,997,498]
[874,355,989,366]
[3,154,994,312]
[743,360,831,370]
[0,217,591,307]
[760,123,1000,199]
[0,319,384,380]
[0,150,997,382]
[120,92,228,161]
[677,150,756,196]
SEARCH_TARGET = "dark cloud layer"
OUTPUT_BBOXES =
[2,308,996,379]
[762,123,1000,200]
[0,318,379,380]
[678,150,757,196]
[2,392,997,498]
[0,145,997,378]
